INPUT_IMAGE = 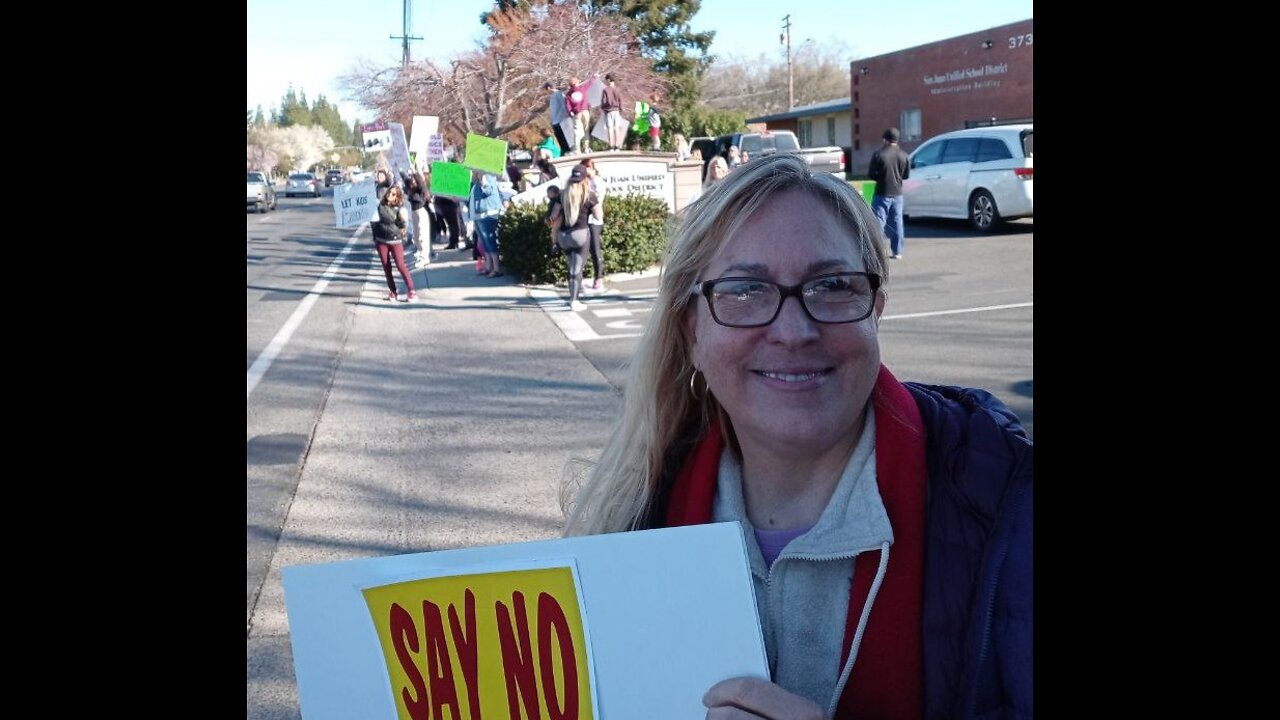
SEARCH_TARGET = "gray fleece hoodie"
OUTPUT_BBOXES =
[712,408,893,715]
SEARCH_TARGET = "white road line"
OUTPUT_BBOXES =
[246,227,365,400]
[529,288,601,341]
[591,308,632,318]
[883,302,1032,320]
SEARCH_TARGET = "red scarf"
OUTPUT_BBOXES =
[665,365,925,719]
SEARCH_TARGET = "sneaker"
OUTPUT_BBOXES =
[387,292,398,302]
[570,300,587,312]
[406,292,417,302]
[892,253,903,259]
[591,279,602,290]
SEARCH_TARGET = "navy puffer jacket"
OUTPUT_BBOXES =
[906,383,1032,719]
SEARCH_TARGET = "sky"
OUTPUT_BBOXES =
[247,0,1033,124]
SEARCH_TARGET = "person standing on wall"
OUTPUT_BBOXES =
[647,94,663,151]
[544,82,572,156]
[599,73,627,152]
[566,76,595,155]
[868,127,910,259]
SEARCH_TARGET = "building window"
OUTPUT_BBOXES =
[827,117,836,146]
[854,107,859,119]
[855,124,860,136]
[901,109,922,141]
[854,140,860,151]
[854,91,859,102]
[798,119,813,147]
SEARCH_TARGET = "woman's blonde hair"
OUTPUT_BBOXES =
[703,156,729,189]
[563,177,590,226]
[562,153,888,535]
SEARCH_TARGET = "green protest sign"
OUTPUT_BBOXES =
[464,133,508,175]
[430,162,471,198]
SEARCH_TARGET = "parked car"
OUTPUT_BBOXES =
[324,169,346,187]
[699,131,845,180]
[285,172,321,198]
[246,171,277,213]
[901,124,1033,232]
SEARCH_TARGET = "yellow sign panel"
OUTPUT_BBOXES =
[363,566,593,720]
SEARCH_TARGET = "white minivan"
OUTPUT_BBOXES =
[902,124,1033,232]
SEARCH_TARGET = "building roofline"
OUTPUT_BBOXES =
[852,18,1032,64]
[746,98,852,124]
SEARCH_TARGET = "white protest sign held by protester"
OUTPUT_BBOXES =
[388,122,412,179]
[360,121,391,153]
[425,133,446,162]
[283,522,767,720]
[332,178,377,228]
[408,115,438,156]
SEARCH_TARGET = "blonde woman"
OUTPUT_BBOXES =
[548,164,602,311]
[704,155,730,191]
[563,153,1032,717]
[673,133,691,161]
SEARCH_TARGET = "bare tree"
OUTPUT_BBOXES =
[702,40,854,115]
[339,1,664,150]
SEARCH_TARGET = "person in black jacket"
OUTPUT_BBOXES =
[433,194,465,250]
[867,127,911,259]
[370,186,416,302]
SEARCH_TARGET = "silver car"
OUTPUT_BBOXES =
[285,172,321,198]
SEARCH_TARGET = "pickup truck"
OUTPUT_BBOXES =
[247,171,277,213]
[701,130,846,179]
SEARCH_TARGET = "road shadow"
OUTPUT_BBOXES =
[904,217,1033,239]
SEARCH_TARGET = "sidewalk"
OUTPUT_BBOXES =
[247,240,625,719]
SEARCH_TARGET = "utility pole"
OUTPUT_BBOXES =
[390,0,423,68]
[781,15,793,109]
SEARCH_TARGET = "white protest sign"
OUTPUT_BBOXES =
[283,522,767,719]
[360,121,392,153]
[332,178,378,228]
[408,115,438,155]
[588,74,604,108]
[388,122,412,179]
[425,133,445,162]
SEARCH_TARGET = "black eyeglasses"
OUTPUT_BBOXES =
[694,271,881,328]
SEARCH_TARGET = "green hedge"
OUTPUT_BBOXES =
[498,193,670,284]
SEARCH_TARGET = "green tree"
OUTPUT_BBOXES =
[279,86,314,127]
[588,0,715,115]
[311,94,352,147]
[663,105,746,140]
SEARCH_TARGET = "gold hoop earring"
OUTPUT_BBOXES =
[689,369,705,400]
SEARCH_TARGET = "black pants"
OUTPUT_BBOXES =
[552,124,571,155]
[436,203,464,248]
[588,223,604,280]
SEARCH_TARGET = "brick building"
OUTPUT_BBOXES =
[849,19,1032,173]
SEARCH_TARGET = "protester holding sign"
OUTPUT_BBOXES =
[403,171,432,268]
[369,186,416,302]
[563,153,1032,718]
[468,170,504,278]
[566,76,596,155]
